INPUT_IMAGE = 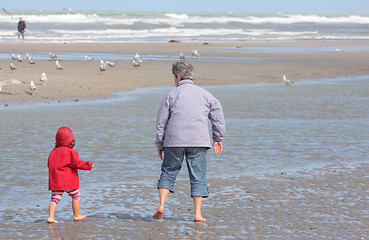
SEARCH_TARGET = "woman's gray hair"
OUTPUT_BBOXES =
[172,61,194,80]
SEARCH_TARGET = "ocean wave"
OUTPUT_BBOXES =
[164,13,189,19]
[2,12,369,25]
[244,14,369,24]
[0,13,114,24]
[1,11,369,43]
[46,28,319,37]
[1,26,368,43]
[3,34,369,43]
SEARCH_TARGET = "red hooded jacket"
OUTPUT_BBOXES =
[48,127,92,191]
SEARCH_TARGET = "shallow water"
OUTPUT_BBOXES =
[0,52,273,63]
[0,76,368,238]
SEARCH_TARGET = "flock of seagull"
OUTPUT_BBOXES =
[0,48,295,95]
[0,51,147,94]
[1,52,65,94]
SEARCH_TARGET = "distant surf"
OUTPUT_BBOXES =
[1,10,369,43]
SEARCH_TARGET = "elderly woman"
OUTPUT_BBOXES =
[153,61,226,222]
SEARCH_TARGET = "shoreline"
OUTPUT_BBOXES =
[1,40,369,105]
[2,74,369,110]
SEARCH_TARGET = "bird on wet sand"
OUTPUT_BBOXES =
[40,73,47,84]
[56,60,63,70]
[100,60,107,71]
[30,81,37,92]
[192,49,200,57]
[49,52,57,59]
[283,75,293,85]
[10,63,16,70]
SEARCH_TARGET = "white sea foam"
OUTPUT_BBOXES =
[164,13,189,19]
[44,28,319,38]
[1,11,369,43]
[243,14,369,24]
[2,12,369,25]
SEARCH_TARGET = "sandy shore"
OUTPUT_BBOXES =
[1,41,369,104]
[1,163,367,239]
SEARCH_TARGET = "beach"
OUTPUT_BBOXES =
[1,40,369,239]
[1,163,368,239]
[1,41,369,104]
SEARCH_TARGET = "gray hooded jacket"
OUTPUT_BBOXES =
[156,79,225,151]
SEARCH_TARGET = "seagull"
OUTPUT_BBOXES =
[26,53,35,64]
[132,59,141,67]
[55,60,63,70]
[0,79,24,93]
[132,53,142,67]
[85,55,94,61]
[106,61,115,67]
[17,55,23,62]
[30,81,37,92]
[11,54,17,60]
[26,53,32,61]
[192,49,200,57]
[283,75,293,85]
[179,52,185,59]
[10,63,16,70]
[134,53,142,63]
[336,48,344,52]
[40,73,47,84]
[49,52,57,59]
[99,60,106,71]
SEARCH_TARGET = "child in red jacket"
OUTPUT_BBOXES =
[47,126,94,223]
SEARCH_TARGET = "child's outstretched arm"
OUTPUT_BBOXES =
[70,151,93,170]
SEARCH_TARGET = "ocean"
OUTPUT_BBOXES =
[1,10,369,43]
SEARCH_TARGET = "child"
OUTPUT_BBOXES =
[47,126,94,223]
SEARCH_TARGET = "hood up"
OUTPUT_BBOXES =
[55,126,74,147]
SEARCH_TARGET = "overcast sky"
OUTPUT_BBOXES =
[4,0,369,14]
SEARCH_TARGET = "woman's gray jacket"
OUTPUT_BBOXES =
[156,79,225,151]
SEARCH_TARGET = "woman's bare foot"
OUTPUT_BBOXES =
[194,216,206,222]
[153,207,164,220]
[73,214,87,221]
[47,217,59,223]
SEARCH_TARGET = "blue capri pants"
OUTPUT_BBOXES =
[157,147,209,198]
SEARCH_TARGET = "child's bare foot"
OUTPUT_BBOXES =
[73,214,87,221]
[47,217,59,223]
[194,216,206,222]
[153,207,164,220]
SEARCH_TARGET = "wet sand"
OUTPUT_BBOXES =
[1,41,369,104]
[1,163,367,239]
